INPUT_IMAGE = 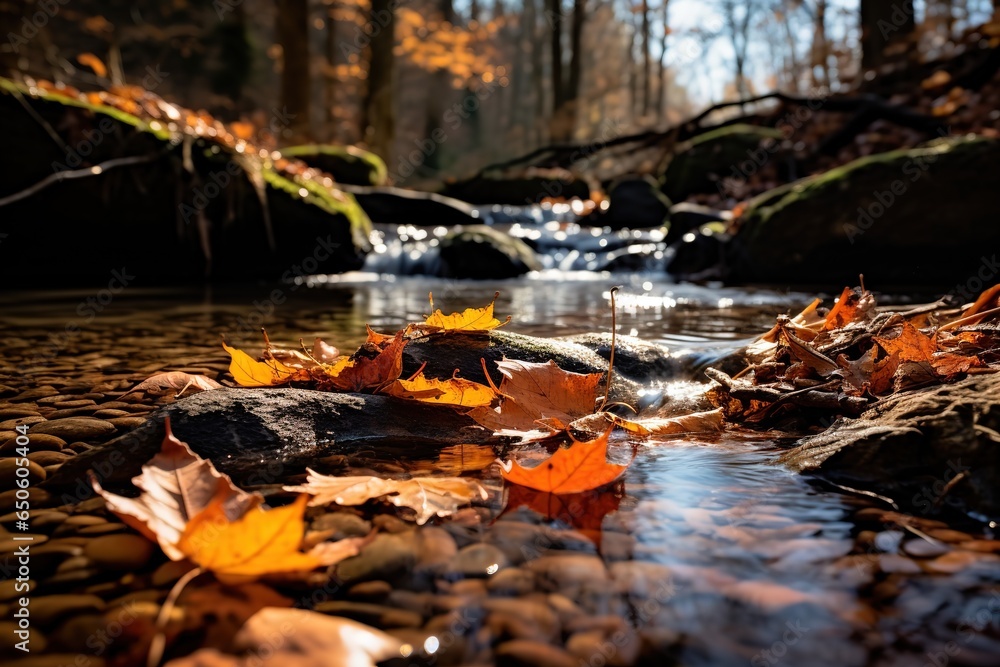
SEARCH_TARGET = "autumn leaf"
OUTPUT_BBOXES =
[91,419,261,560]
[501,485,622,547]
[874,321,937,362]
[261,331,340,369]
[499,427,630,494]
[601,408,725,438]
[164,607,404,667]
[285,469,489,525]
[467,359,603,431]
[823,286,873,330]
[320,331,406,392]
[383,372,497,407]
[837,347,900,396]
[223,341,305,387]
[410,291,511,334]
[177,494,362,579]
[120,372,221,399]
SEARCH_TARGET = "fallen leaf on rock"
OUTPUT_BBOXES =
[285,469,489,524]
[874,321,937,363]
[467,359,603,431]
[261,331,340,369]
[91,419,261,560]
[320,331,406,392]
[223,341,306,387]
[499,427,630,494]
[837,347,900,396]
[164,607,404,667]
[383,372,497,407]
[177,494,362,580]
[120,371,222,399]
[823,286,873,330]
[410,291,510,334]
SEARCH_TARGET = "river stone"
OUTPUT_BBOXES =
[314,600,423,628]
[311,512,372,538]
[586,176,671,230]
[28,451,74,467]
[0,415,45,430]
[484,597,561,641]
[0,407,41,420]
[46,389,496,491]
[30,418,117,440]
[84,534,154,570]
[1,433,66,454]
[0,457,46,484]
[439,225,542,279]
[779,373,1000,517]
[487,567,537,596]
[335,533,416,584]
[30,594,106,627]
[446,543,510,579]
[496,639,579,667]
[728,136,1000,284]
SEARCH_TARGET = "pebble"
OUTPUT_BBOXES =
[77,522,128,536]
[487,567,537,596]
[84,534,154,570]
[567,629,640,667]
[927,528,975,543]
[46,614,107,653]
[0,488,54,513]
[26,542,82,576]
[314,600,423,628]
[413,526,458,572]
[0,408,39,420]
[878,553,923,574]
[346,580,393,600]
[92,409,130,419]
[29,594,106,627]
[45,407,102,419]
[310,512,371,538]
[495,639,578,667]
[0,415,46,430]
[151,560,194,588]
[11,386,58,402]
[50,399,96,409]
[447,543,509,579]
[608,561,673,598]
[106,416,147,430]
[336,533,416,584]
[0,578,34,602]
[27,451,74,467]
[29,418,116,440]
[959,540,1000,552]
[0,622,46,655]
[484,597,561,641]
[0,510,67,533]
[0,458,46,484]
[0,433,66,454]
[924,550,1000,574]
[902,539,950,558]
[526,554,610,591]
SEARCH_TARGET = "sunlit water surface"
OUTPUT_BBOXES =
[1,275,997,667]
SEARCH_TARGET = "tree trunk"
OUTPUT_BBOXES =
[363,0,395,166]
[656,0,669,121]
[810,0,829,89]
[547,0,569,140]
[860,0,914,70]
[641,0,651,117]
[563,0,585,140]
[275,0,312,141]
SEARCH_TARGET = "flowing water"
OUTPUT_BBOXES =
[2,275,998,667]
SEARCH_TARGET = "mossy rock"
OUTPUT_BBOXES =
[440,174,591,205]
[439,225,541,279]
[585,175,671,230]
[728,136,1000,285]
[281,144,388,186]
[0,78,371,284]
[662,124,784,202]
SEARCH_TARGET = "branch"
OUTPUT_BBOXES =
[0,154,164,208]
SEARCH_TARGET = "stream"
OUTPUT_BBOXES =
[2,276,998,667]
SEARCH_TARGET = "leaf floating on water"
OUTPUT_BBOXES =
[285,469,489,525]
[499,427,630,494]
[164,607,404,667]
[467,359,603,431]
[603,408,725,438]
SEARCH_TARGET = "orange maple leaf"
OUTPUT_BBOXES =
[499,428,629,494]
[874,321,937,362]
[322,331,407,392]
[382,372,497,407]
[410,291,511,335]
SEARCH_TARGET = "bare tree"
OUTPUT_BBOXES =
[656,0,670,120]
[860,0,914,70]
[640,0,651,116]
[718,0,760,99]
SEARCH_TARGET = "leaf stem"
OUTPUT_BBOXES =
[147,566,204,667]
[598,286,621,413]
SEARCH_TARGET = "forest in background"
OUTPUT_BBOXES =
[4,0,999,188]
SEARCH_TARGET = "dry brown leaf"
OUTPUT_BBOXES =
[875,321,937,363]
[603,408,725,438]
[91,419,260,560]
[467,359,603,431]
[321,331,406,392]
[285,469,489,524]
[120,371,222,399]
[164,607,404,667]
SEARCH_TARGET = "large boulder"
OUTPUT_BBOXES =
[0,79,371,285]
[584,176,671,230]
[439,225,542,279]
[727,136,1000,285]
[779,373,1000,518]
[661,124,784,202]
[440,172,590,205]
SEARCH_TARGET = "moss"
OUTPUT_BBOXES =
[262,168,372,249]
[281,144,389,186]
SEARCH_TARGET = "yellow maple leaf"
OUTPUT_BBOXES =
[383,372,497,407]
[222,341,302,387]
[415,291,510,333]
[177,494,336,579]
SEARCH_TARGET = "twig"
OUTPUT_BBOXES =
[598,286,620,413]
[147,566,204,667]
[9,85,72,155]
[0,154,163,208]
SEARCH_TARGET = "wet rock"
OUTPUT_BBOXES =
[608,561,674,598]
[0,407,40,420]
[414,527,459,573]
[483,598,561,641]
[336,533,416,584]
[0,622,45,655]
[151,560,193,588]
[346,580,392,601]
[29,417,116,441]
[311,512,372,539]
[446,543,509,579]
[11,386,58,402]
[46,614,107,652]
[30,594,106,627]
[901,539,950,558]
[440,173,590,206]
[6,434,65,455]
[780,373,1000,517]
[487,567,536,596]
[667,202,731,242]
[0,578,34,602]
[566,627,640,667]
[281,144,387,186]
[314,600,423,628]
[47,389,495,490]
[586,176,671,230]
[0,415,45,430]
[84,534,154,570]
[28,451,74,467]
[0,458,45,484]
[728,136,1000,284]
[495,639,578,667]
[440,225,542,279]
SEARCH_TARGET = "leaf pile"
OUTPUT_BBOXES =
[707,284,1000,424]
